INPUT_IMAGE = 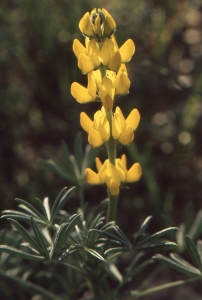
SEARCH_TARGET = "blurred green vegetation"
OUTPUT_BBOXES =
[1,0,202,233]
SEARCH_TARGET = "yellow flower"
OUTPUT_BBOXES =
[112,107,140,145]
[85,155,142,195]
[80,107,110,147]
[79,8,116,42]
[73,35,135,74]
[71,64,130,106]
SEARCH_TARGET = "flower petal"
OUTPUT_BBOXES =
[79,12,94,37]
[109,181,119,196]
[118,127,134,145]
[126,109,140,130]
[80,112,93,133]
[78,53,96,74]
[95,157,103,172]
[119,39,135,62]
[73,39,86,58]
[85,168,102,184]
[116,72,130,95]
[88,128,104,147]
[125,163,142,182]
[71,82,94,103]
[108,51,122,72]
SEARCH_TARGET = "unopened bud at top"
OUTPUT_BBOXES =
[79,8,116,43]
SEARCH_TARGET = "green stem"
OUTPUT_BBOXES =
[129,277,201,298]
[106,190,118,222]
[105,108,118,222]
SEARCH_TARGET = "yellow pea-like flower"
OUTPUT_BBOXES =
[80,107,110,147]
[85,155,142,195]
[112,107,140,145]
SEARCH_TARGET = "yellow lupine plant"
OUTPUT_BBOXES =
[71,8,142,221]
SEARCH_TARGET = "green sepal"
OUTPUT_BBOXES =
[0,245,44,261]
[185,235,202,272]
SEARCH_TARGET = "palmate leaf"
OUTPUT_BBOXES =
[1,212,46,225]
[0,245,44,261]
[8,218,43,255]
[50,186,76,222]
[136,227,178,247]
[16,198,46,221]
[185,235,202,272]
[30,217,50,260]
[50,213,82,258]
[153,254,202,277]
[85,248,105,262]
[138,216,153,235]
[135,241,178,251]
[56,244,83,264]
[89,229,131,248]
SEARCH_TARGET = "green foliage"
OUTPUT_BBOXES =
[0,188,184,299]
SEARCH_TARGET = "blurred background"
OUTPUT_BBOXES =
[1,0,202,234]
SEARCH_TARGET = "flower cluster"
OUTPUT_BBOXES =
[71,8,142,196]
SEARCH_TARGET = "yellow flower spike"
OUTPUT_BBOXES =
[119,39,135,62]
